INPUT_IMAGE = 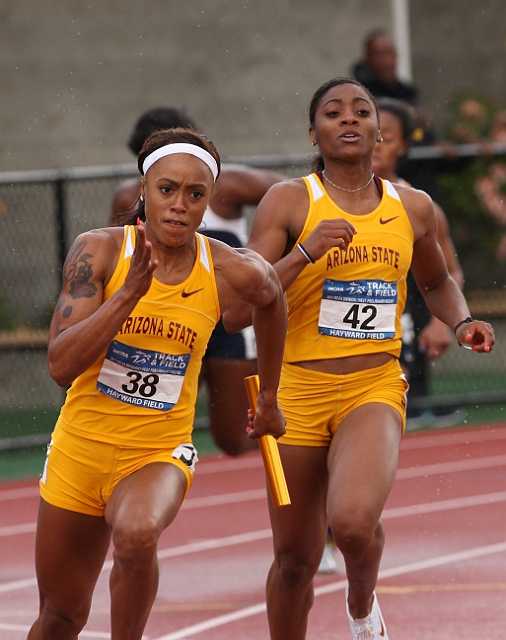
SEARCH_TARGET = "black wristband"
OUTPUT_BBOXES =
[454,317,475,334]
[297,243,315,264]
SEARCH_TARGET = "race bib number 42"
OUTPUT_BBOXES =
[97,340,190,411]
[318,278,398,340]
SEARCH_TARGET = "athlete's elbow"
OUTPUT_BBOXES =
[48,354,74,387]
[222,306,253,334]
[49,368,73,388]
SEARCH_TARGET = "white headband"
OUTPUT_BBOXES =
[142,143,219,181]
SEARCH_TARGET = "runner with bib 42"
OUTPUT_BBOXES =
[223,76,494,640]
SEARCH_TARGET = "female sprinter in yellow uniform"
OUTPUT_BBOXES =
[111,106,286,456]
[225,77,494,640]
[28,128,287,640]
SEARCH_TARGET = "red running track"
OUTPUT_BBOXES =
[1,424,506,639]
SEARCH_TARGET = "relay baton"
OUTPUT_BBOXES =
[244,375,291,508]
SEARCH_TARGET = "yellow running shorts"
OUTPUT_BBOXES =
[277,358,408,447]
[39,424,197,516]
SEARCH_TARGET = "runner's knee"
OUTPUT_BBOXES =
[331,514,382,559]
[274,550,320,588]
[112,518,160,566]
[38,599,90,639]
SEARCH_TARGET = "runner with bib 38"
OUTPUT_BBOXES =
[223,76,494,640]
[27,128,287,640]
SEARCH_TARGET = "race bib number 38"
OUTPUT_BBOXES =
[97,340,190,411]
[318,278,398,340]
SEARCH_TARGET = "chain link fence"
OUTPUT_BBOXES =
[1,147,505,448]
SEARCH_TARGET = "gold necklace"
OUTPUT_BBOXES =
[322,170,374,193]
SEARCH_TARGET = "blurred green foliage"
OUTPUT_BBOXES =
[439,158,505,289]
[438,92,506,289]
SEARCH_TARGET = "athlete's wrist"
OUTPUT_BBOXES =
[297,243,315,264]
[257,390,278,407]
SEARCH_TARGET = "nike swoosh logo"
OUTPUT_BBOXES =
[379,216,399,225]
[181,287,204,298]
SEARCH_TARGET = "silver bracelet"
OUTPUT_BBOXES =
[297,243,315,264]
[454,316,475,350]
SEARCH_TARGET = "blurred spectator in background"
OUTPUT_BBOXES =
[350,28,455,203]
[351,29,418,105]
[491,109,506,143]
[111,107,285,456]
[452,98,491,143]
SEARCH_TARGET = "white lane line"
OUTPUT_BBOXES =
[1,426,506,501]
[1,425,505,502]
[0,523,36,537]
[3,488,506,594]
[400,425,506,450]
[0,578,37,594]
[181,489,266,509]
[0,460,264,503]
[0,490,268,537]
[1,428,505,499]
[2,454,505,538]
[395,454,506,479]
[0,622,111,638]
[151,540,506,640]
[383,490,506,519]
[102,529,273,570]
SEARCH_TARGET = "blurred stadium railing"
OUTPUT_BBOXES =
[1,145,506,449]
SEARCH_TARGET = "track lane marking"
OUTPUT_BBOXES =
[399,425,506,450]
[2,490,506,593]
[0,523,36,537]
[151,540,506,640]
[382,489,506,519]
[395,454,506,479]
[3,425,505,499]
[2,454,506,538]
[0,623,111,638]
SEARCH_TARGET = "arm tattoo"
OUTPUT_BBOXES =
[63,239,98,300]
[56,296,73,319]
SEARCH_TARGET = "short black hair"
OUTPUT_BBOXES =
[128,107,198,155]
[308,77,379,172]
[364,28,393,55]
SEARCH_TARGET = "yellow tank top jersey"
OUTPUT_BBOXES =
[284,174,414,363]
[56,226,220,448]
